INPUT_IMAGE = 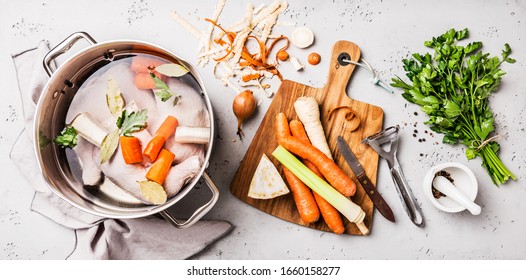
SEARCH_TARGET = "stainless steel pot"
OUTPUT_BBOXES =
[34,31,219,228]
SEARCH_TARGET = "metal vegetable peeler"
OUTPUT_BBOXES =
[362,125,425,227]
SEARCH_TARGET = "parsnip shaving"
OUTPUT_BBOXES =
[170,11,202,39]
[171,0,289,97]
[328,105,361,132]
[204,0,227,55]
[253,3,267,15]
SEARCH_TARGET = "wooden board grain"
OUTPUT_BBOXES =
[230,41,384,235]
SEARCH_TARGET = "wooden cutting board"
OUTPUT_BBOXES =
[230,41,384,235]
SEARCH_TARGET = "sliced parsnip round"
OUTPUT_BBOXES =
[248,154,290,199]
[291,27,314,49]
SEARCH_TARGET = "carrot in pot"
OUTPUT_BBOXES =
[143,116,179,162]
[146,149,175,185]
[131,56,165,73]
[120,136,143,164]
[290,119,345,234]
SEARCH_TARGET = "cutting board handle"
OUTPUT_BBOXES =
[324,41,362,97]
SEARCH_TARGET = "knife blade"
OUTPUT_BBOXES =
[337,136,395,222]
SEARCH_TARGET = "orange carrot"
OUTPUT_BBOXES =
[146,149,175,185]
[276,113,291,140]
[276,113,319,223]
[283,167,320,223]
[120,136,143,164]
[290,119,345,234]
[135,72,156,90]
[135,71,164,90]
[131,56,165,73]
[143,116,179,162]
[276,114,356,197]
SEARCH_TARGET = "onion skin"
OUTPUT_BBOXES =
[233,90,257,139]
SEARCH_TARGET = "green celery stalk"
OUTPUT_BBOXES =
[272,145,367,231]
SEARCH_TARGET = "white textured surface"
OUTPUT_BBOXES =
[1,0,525,260]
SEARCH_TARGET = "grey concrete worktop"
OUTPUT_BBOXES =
[1,0,525,259]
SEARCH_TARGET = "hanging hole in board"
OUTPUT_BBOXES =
[337,52,351,66]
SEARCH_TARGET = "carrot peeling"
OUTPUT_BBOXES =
[120,136,143,164]
[241,73,261,82]
[143,116,179,162]
[146,149,175,185]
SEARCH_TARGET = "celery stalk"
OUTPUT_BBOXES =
[272,145,366,226]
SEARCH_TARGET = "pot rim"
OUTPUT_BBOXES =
[34,35,216,219]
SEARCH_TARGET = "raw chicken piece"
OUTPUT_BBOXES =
[152,75,210,164]
[66,62,159,130]
[65,59,208,203]
[164,155,201,197]
[73,137,102,186]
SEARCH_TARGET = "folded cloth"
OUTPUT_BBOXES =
[10,40,232,260]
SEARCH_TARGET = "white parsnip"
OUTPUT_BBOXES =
[174,126,211,144]
[70,113,108,147]
[294,96,333,160]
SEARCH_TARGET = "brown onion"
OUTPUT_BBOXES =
[233,90,257,139]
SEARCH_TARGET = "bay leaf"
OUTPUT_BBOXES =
[155,63,189,77]
[139,180,167,205]
[106,77,125,118]
[99,129,120,164]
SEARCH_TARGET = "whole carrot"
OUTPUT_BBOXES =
[290,119,345,234]
[120,136,143,164]
[276,113,320,224]
[276,114,356,197]
[283,168,320,223]
[146,148,175,185]
[144,116,179,162]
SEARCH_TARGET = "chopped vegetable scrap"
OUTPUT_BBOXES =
[291,26,314,49]
[307,52,321,65]
[171,0,291,98]
[391,28,516,185]
[54,126,78,149]
[248,154,290,199]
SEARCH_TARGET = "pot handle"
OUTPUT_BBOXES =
[43,31,97,76]
[159,172,219,229]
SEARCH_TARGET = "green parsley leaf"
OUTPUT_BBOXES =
[118,109,148,137]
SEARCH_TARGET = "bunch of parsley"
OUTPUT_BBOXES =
[391,28,516,185]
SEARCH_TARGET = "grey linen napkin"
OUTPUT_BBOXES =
[10,40,232,260]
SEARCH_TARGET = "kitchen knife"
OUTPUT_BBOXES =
[337,136,395,222]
